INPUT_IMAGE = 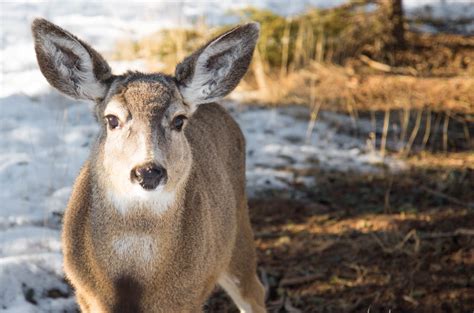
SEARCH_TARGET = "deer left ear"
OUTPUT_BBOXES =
[32,18,112,101]
[175,23,259,110]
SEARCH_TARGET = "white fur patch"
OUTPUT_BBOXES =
[112,234,155,264]
[218,274,253,313]
[42,33,105,100]
[107,184,176,216]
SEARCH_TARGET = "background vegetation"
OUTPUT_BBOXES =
[111,1,473,312]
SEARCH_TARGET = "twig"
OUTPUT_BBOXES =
[443,111,450,153]
[280,16,292,79]
[404,108,423,155]
[359,55,418,75]
[267,297,285,312]
[259,268,270,302]
[399,108,410,148]
[403,295,419,306]
[305,80,322,142]
[279,273,324,287]
[359,55,391,72]
[380,107,390,157]
[421,108,431,150]
[252,48,269,99]
[419,185,473,208]
[419,228,474,239]
[371,229,420,255]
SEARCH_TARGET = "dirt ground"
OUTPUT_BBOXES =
[205,156,474,313]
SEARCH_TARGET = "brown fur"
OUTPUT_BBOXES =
[33,18,265,312]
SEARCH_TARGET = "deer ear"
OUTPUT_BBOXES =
[32,18,112,101]
[175,23,259,110]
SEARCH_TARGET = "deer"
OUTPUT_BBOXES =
[32,18,266,313]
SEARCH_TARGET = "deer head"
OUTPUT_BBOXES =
[32,18,259,214]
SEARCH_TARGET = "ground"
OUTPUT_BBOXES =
[1,1,473,313]
[207,163,474,313]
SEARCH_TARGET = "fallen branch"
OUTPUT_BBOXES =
[360,55,391,72]
[359,55,418,75]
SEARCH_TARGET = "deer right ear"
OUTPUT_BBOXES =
[175,23,259,111]
[31,18,112,101]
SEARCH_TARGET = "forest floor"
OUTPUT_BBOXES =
[206,153,474,313]
[204,28,474,313]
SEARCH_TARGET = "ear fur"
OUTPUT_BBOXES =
[175,22,259,109]
[31,18,112,101]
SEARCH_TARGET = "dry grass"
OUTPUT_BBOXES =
[241,62,474,113]
[110,4,473,154]
[113,24,209,73]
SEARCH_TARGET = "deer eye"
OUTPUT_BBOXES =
[172,115,187,131]
[105,114,120,130]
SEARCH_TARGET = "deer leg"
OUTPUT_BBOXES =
[218,216,266,313]
[218,271,265,313]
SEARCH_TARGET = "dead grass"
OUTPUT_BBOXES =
[110,4,473,154]
[241,62,474,114]
[113,25,208,73]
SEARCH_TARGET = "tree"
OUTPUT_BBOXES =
[381,0,406,49]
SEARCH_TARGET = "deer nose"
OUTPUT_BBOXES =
[131,163,167,190]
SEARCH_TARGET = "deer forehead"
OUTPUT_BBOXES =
[105,75,182,119]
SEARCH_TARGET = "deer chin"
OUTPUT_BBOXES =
[106,181,176,216]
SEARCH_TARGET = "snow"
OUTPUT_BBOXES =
[231,105,405,197]
[404,0,474,20]
[404,0,474,34]
[1,0,465,311]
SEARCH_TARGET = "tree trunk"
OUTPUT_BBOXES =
[382,0,406,49]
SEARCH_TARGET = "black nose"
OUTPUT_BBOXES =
[131,163,167,190]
